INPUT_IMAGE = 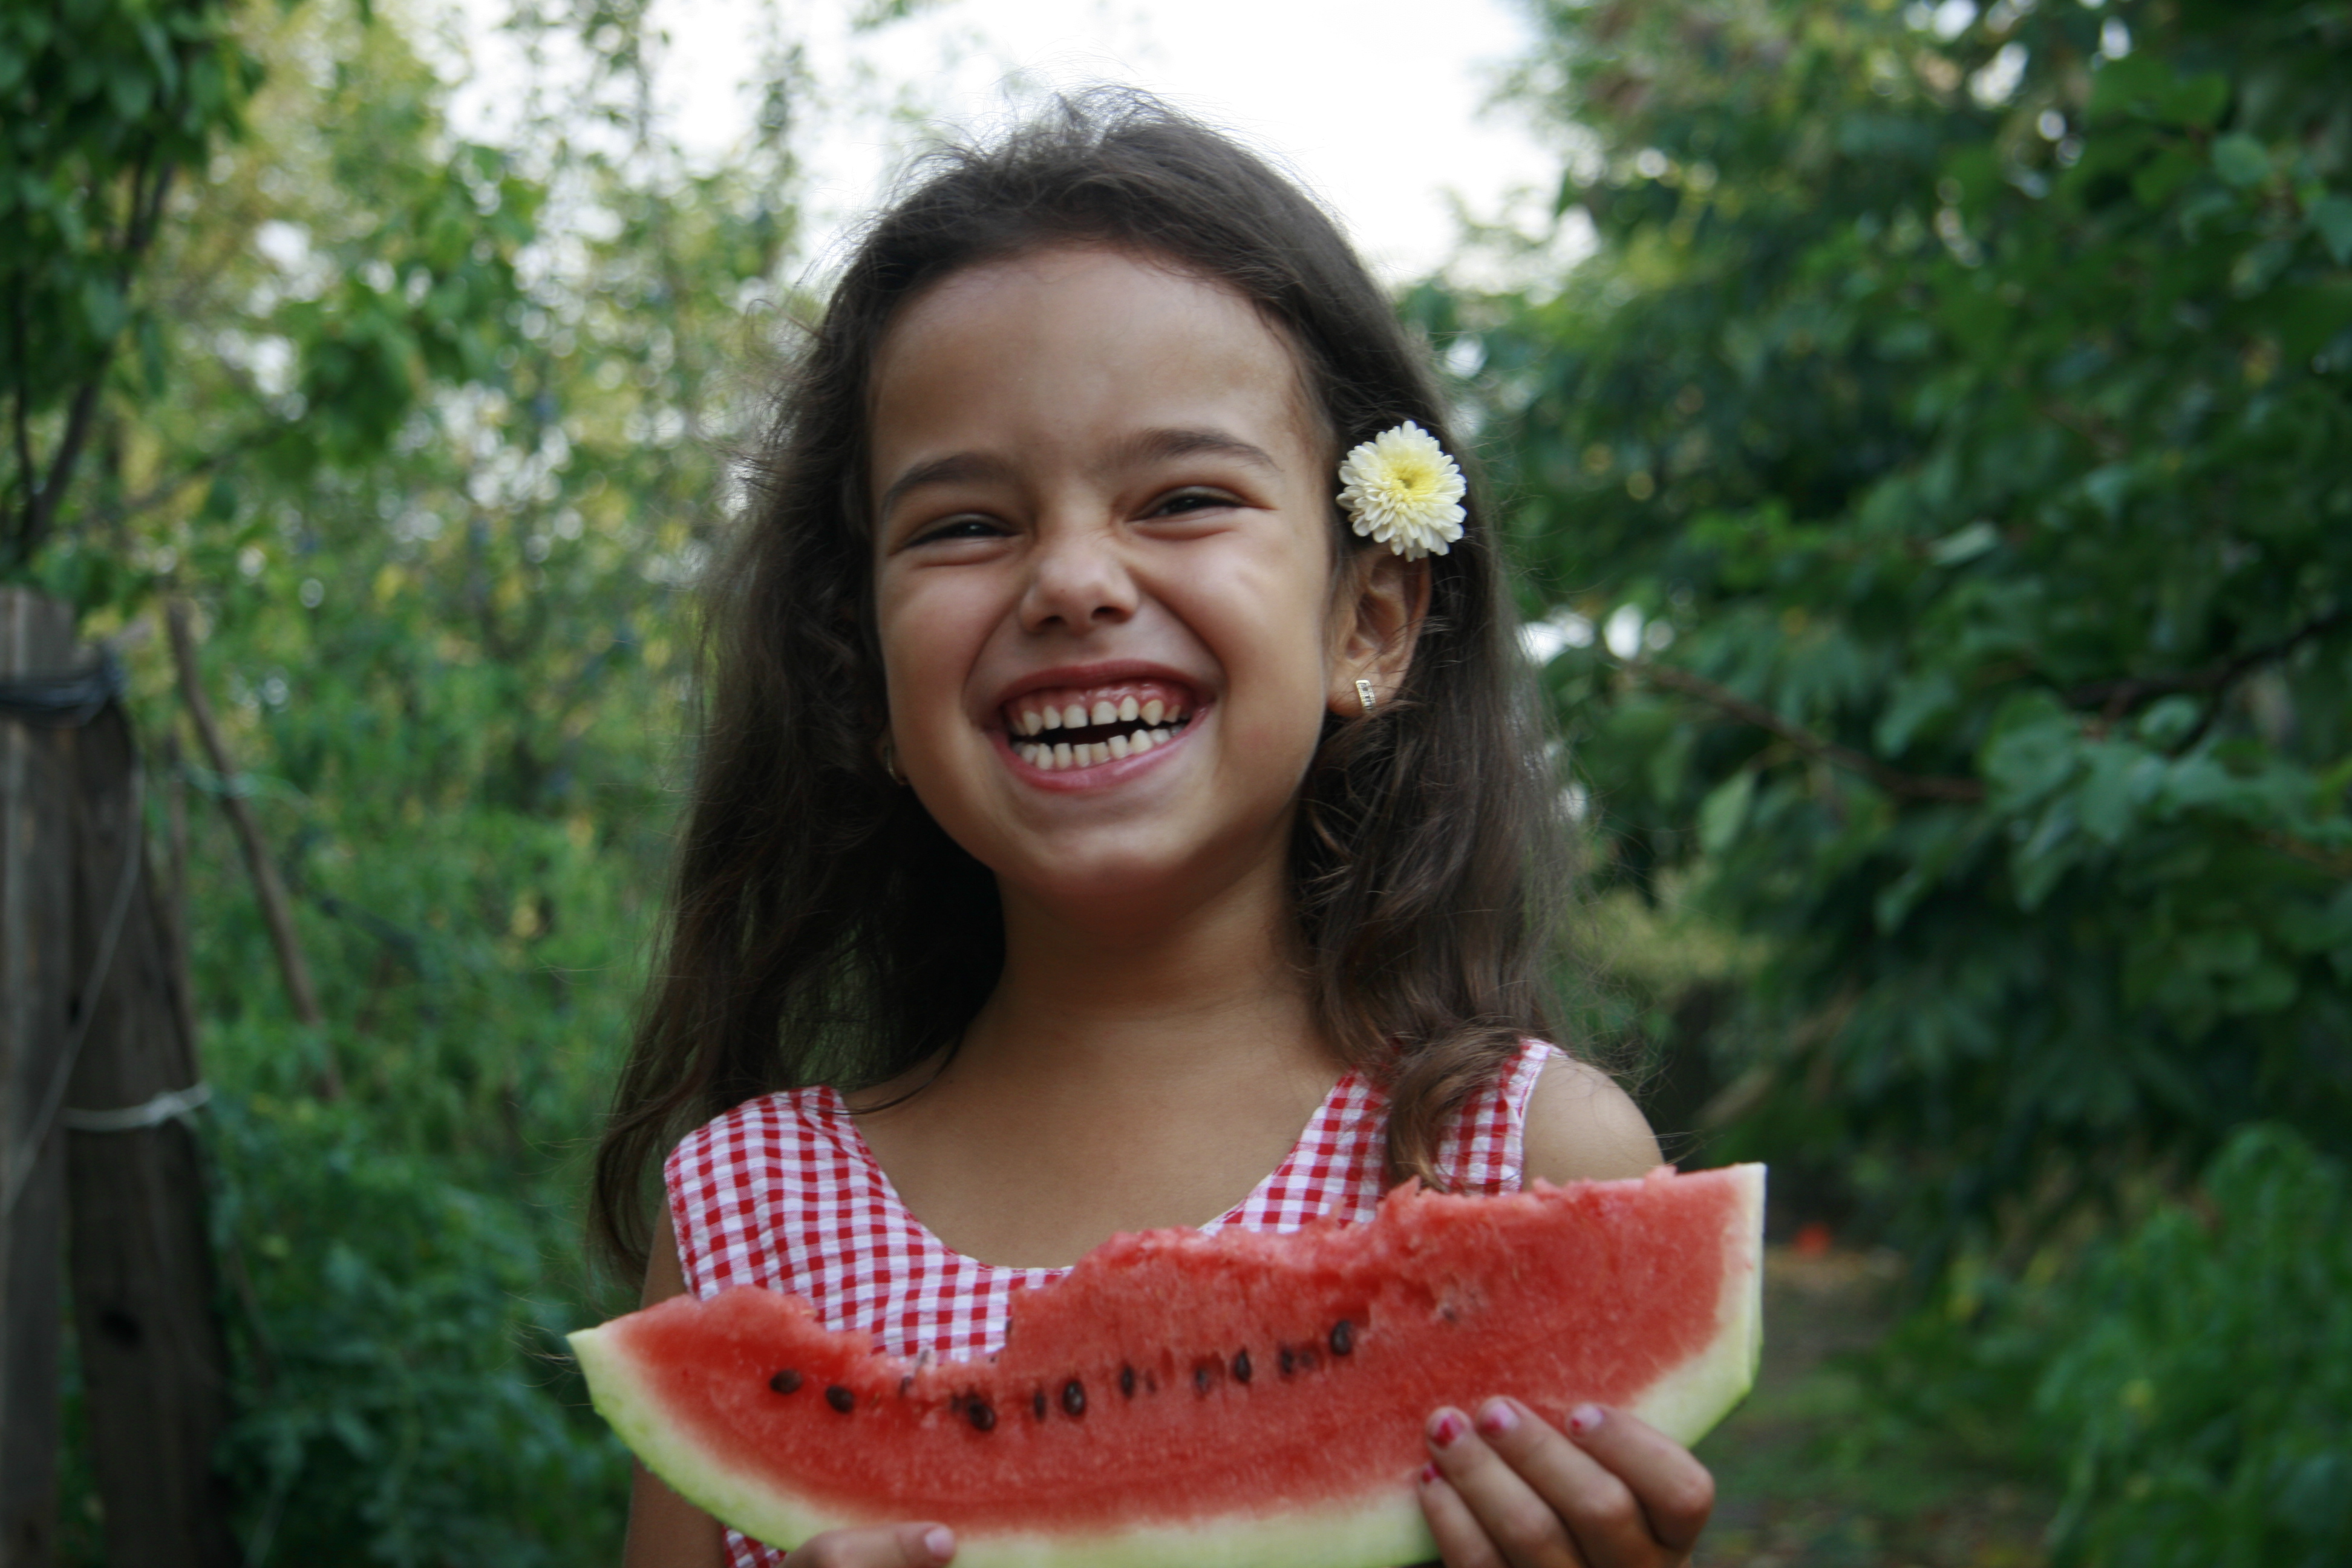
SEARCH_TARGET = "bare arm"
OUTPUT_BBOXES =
[622,1206,730,1568]
[1518,1056,1666,1184]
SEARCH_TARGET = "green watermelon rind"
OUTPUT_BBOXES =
[575,1309,1439,1567]
[572,1163,1765,1568]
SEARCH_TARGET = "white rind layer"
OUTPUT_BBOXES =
[570,1163,1766,1568]
[1623,1162,1765,1445]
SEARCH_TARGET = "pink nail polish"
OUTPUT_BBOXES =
[1475,1398,1519,1438]
[1431,1410,1468,1447]
[1569,1403,1605,1436]
[924,1526,955,1562]
[1419,1462,1440,1485]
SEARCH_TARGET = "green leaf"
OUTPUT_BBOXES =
[2077,743,2164,846]
[2312,195,2352,267]
[2212,133,2270,190]
[1928,519,2001,566]
[1982,697,2085,809]
[2136,696,2203,751]
[1697,768,1756,857]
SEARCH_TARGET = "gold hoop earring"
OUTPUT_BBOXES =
[879,734,904,785]
[1355,679,1377,715]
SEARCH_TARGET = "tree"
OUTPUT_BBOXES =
[2,0,261,572]
[1428,0,2352,1263]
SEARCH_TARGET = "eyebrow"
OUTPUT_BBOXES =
[877,426,1284,526]
[877,452,1013,524]
[1110,426,1283,475]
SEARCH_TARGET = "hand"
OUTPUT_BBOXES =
[779,1524,955,1568]
[1416,1399,1713,1568]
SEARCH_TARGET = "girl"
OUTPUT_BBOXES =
[592,93,1717,1568]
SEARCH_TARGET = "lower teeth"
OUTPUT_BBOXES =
[1021,723,1181,769]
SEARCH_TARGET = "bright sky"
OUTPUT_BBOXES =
[443,0,1565,286]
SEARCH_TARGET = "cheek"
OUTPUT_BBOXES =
[1194,580,1337,744]
[874,577,981,736]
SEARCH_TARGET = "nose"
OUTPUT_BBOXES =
[1018,515,1138,635]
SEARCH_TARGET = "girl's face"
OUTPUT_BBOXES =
[868,245,1395,925]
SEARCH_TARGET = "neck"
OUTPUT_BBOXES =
[961,852,1331,1104]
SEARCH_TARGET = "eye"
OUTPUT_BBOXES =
[909,515,1007,546]
[1147,488,1236,518]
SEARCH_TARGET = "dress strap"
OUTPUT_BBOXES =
[1436,1038,1560,1195]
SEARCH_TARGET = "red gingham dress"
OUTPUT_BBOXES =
[666,1037,1562,1567]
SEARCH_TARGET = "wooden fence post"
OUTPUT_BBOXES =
[0,587,74,1568]
[1,588,238,1566]
[66,699,238,1568]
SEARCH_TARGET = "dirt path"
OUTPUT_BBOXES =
[1692,1247,2052,1568]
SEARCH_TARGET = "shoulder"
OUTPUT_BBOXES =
[1519,1052,1663,1184]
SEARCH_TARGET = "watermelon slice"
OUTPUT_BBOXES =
[571,1165,1763,1568]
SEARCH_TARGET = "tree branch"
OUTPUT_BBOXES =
[2040,400,2128,461]
[21,160,180,560]
[88,430,266,532]
[2066,607,2350,718]
[2257,831,2352,879]
[166,601,338,1093]
[25,377,108,551]
[1632,662,1987,803]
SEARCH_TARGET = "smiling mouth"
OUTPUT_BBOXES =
[1001,681,1196,773]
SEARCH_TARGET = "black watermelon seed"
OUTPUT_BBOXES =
[1232,1350,1252,1383]
[825,1385,854,1413]
[1062,1379,1087,1417]
[1330,1320,1355,1356]
[768,1369,803,1395]
[1031,1389,1048,1420]
[1119,1365,1137,1399]
[1278,1346,1295,1377]
[1194,1365,1214,1396]
[967,1399,996,1432]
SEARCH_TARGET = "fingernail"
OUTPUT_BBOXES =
[1569,1403,1605,1436]
[1475,1397,1519,1438]
[1429,1409,1468,1447]
[924,1526,955,1562]
[1419,1462,1440,1486]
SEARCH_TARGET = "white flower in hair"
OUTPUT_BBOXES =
[1336,421,1466,560]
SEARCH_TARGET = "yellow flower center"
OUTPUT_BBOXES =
[1384,456,1439,497]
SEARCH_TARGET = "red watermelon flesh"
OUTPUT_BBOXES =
[570,1164,1763,1568]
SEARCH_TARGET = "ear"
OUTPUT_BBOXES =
[1327,547,1431,715]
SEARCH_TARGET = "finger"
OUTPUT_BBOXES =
[1426,1406,1583,1568]
[1417,1459,1514,1568]
[782,1523,956,1568]
[1563,1403,1715,1554]
[1466,1399,1654,1568]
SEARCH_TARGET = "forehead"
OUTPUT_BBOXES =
[867,246,1324,477]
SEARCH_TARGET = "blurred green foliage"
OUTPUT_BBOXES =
[1423,0,2352,1267]
[1870,1122,2351,1566]
[23,0,818,1556]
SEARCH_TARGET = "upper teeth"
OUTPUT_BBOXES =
[1010,690,1190,739]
